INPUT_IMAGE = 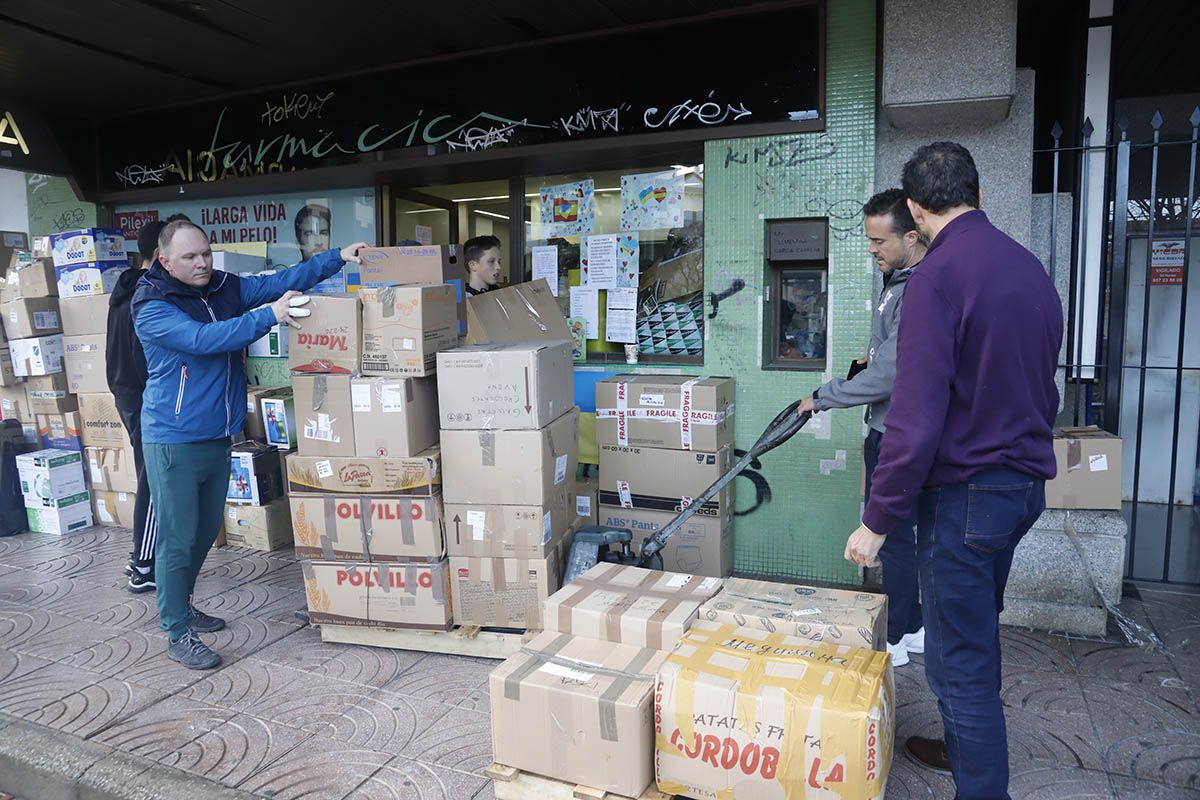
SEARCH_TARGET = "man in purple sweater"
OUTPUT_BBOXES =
[842,142,1062,799]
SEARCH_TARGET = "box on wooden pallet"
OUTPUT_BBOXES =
[290,494,445,562]
[10,334,64,377]
[444,485,572,559]
[292,373,354,457]
[59,295,111,336]
[17,448,87,508]
[301,559,452,630]
[85,445,138,493]
[77,393,130,449]
[360,284,458,376]
[37,412,83,452]
[351,375,439,458]
[436,341,574,431]
[227,441,283,506]
[595,375,735,452]
[597,503,733,579]
[92,490,136,527]
[62,335,108,394]
[448,541,565,629]
[3,297,62,338]
[287,451,441,496]
[26,373,77,414]
[1045,427,1123,510]
[287,293,361,374]
[27,492,93,535]
[243,386,291,442]
[224,498,292,551]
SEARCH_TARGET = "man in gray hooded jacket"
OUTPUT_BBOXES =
[799,188,927,665]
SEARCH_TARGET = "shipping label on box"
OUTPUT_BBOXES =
[224,498,293,551]
[262,395,298,451]
[655,620,895,800]
[17,448,87,508]
[86,445,138,493]
[489,631,668,798]
[49,228,126,268]
[37,412,83,452]
[26,372,78,414]
[596,375,735,452]
[59,294,111,336]
[301,559,452,631]
[10,334,64,377]
[92,490,136,527]
[544,562,723,650]
[351,375,439,458]
[441,408,579,506]
[292,373,354,457]
[3,297,62,339]
[701,577,888,651]
[437,341,574,431]
[465,280,571,345]
[227,442,283,506]
[287,293,361,374]
[62,334,108,394]
[360,284,458,376]
[449,548,562,629]
[77,393,131,449]
[598,443,734,516]
[598,504,733,579]
[56,262,129,298]
[244,386,292,442]
[1045,426,1123,510]
[287,451,441,496]
[248,323,289,358]
[27,492,93,535]
[444,486,572,559]
[575,475,598,525]
[291,494,445,562]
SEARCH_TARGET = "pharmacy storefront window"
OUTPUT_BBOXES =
[524,166,704,364]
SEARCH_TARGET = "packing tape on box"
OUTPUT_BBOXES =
[478,430,495,467]
[1067,438,1082,472]
[321,498,339,558]
[359,497,374,559]
[311,374,328,409]
[553,562,694,650]
[491,558,507,592]
[379,286,397,317]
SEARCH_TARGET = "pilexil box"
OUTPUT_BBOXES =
[596,375,735,452]
[49,228,126,268]
[301,559,452,631]
[444,485,572,559]
[37,412,83,452]
[59,295,111,336]
[86,445,138,493]
[227,441,283,506]
[3,297,61,338]
[244,386,292,442]
[291,493,445,562]
[224,498,293,551]
[27,492,93,535]
[292,373,354,457]
[448,545,564,629]
[17,448,87,508]
[437,341,574,431]
[360,284,458,376]
[598,503,733,578]
[655,620,895,800]
[92,490,136,528]
[26,373,77,414]
[10,334,64,377]
[1045,426,1122,510]
[490,631,668,798]
[351,375,439,458]
[62,334,108,394]
[287,293,361,374]
[77,393,131,449]
[287,450,441,496]
[598,443,735,516]
[701,577,888,651]
[441,408,578,506]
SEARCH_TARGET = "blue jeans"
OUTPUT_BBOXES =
[917,467,1045,800]
[864,429,922,645]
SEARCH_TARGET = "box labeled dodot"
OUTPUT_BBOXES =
[301,559,452,631]
[223,498,293,551]
[17,448,87,508]
[27,492,93,535]
[292,373,354,457]
[10,334,64,377]
[444,485,573,559]
[77,393,131,449]
[360,284,458,376]
[49,228,126,268]
[26,373,77,414]
[92,491,136,527]
[598,503,733,579]
[227,441,283,506]
[3,297,61,339]
[1045,426,1123,510]
[437,341,574,431]
[351,375,439,458]
[287,293,361,374]
[287,451,440,496]
[62,334,108,394]
[448,547,563,629]
[290,494,445,562]
[56,262,128,298]
[596,375,735,452]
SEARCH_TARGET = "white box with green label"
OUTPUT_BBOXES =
[16,448,87,509]
[248,323,289,358]
[27,491,93,534]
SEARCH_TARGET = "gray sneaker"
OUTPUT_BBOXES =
[167,631,222,670]
[187,603,226,633]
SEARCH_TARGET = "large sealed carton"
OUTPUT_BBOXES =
[27,493,93,535]
[701,578,888,652]
[78,393,131,449]
[437,341,574,431]
[599,443,735,515]
[227,441,283,506]
[357,245,465,335]
[17,448,87,508]
[287,450,441,496]
[224,498,293,551]
[49,228,126,268]
[1045,426,1122,510]
[441,408,579,506]
[444,485,572,559]
[466,280,571,345]
[291,493,445,562]
[37,412,83,451]
[10,334,64,377]
[360,284,458,376]
[62,335,108,394]
[2,256,57,302]
[59,295,111,336]
[92,490,136,528]
[489,631,668,798]
[448,546,563,628]
[351,375,439,458]
[3,297,62,338]
[596,375,735,452]
[598,503,733,578]
[544,562,723,650]
[292,373,354,457]
[26,373,77,414]
[0,385,32,421]
[655,620,895,800]
[301,559,452,631]
[244,386,292,442]
[86,445,139,494]
[287,293,361,374]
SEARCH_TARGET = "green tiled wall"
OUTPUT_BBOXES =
[704,0,876,583]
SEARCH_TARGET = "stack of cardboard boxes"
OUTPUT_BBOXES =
[16,448,93,534]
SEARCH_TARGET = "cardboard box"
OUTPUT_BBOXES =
[444,485,573,559]
[351,375,439,458]
[357,245,465,336]
[85,445,139,493]
[26,493,93,535]
[62,335,108,394]
[702,578,888,652]
[17,448,87,508]
[2,297,61,339]
[466,280,571,345]
[287,451,441,496]
[544,562,723,649]
[489,631,668,798]
[49,228,126,268]
[301,559,452,631]
[292,373,354,457]
[228,441,283,506]
[10,334,64,377]
[59,294,111,336]
[212,251,266,274]
[77,393,131,449]
[37,412,83,452]
[0,348,16,387]
[598,503,733,578]
[26,372,77,414]
[441,408,579,506]
[2,257,58,302]
[248,324,289,357]
[437,341,574,431]
[595,375,735,452]
[56,262,128,298]
[92,490,136,528]
[360,284,458,376]
[655,620,895,800]
[575,475,598,526]
[291,493,445,562]
[244,386,291,442]
[262,394,298,451]
[0,385,33,421]
[448,546,563,628]
[223,498,293,551]
[598,443,734,515]
[1045,427,1122,510]
[287,293,361,374]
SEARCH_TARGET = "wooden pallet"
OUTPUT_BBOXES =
[319,624,538,660]
[486,763,675,800]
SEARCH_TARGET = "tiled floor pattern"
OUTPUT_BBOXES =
[0,526,1198,799]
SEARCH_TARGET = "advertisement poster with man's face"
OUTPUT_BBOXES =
[113,187,375,292]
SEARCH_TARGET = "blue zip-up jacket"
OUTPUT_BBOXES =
[133,249,345,444]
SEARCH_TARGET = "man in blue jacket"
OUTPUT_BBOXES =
[133,219,367,670]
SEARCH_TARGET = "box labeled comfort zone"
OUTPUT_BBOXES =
[291,373,354,456]
[287,450,440,496]
[701,577,888,652]
[436,341,574,431]
[1045,426,1122,510]
[77,393,131,449]
[357,245,465,335]
[301,559,452,631]
[596,375,735,452]
[490,631,668,798]
[86,446,138,493]
[3,297,61,338]
[448,544,564,629]
[224,498,292,551]
[444,485,573,559]
[655,620,895,800]
[62,335,108,394]
[59,295,110,336]
[26,373,77,414]
[598,503,734,578]
[599,442,735,515]
[351,375,439,458]
[360,284,458,376]
[10,334,63,377]
[92,490,136,528]
[290,494,445,562]
[287,293,361,374]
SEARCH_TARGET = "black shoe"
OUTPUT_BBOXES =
[187,603,226,633]
[167,631,222,670]
[904,736,952,774]
[124,558,135,577]
[127,569,156,594]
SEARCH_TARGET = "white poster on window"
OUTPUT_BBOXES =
[605,287,638,344]
[415,225,433,245]
[532,245,559,296]
[584,234,618,289]
[570,286,600,339]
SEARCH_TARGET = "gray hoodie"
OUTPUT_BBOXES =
[812,264,915,433]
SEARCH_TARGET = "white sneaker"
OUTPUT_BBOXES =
[902,627,925,655]
[886,639,910,667]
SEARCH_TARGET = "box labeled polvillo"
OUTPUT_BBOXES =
[598,503,733,578]
[301,559,452,630]
[291,373,354,457]
[224,498,292,551]
[287,451,440,496]
[595,375,735,452]
[27,492,93,535]
[351,375,439,458]
[62,334,108,394]
[444,485,572,559]
[3,297,61,338]
[437,341,574,431]
[10,334,63,377]
[17,448,87,508]
[1045,426,1122,510]
[287,293,361,374]
[360,284,458,376]
[290,493,445,562]
[227,441,283,506]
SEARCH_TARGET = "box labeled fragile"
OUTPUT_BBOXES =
[595,375,735,452]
